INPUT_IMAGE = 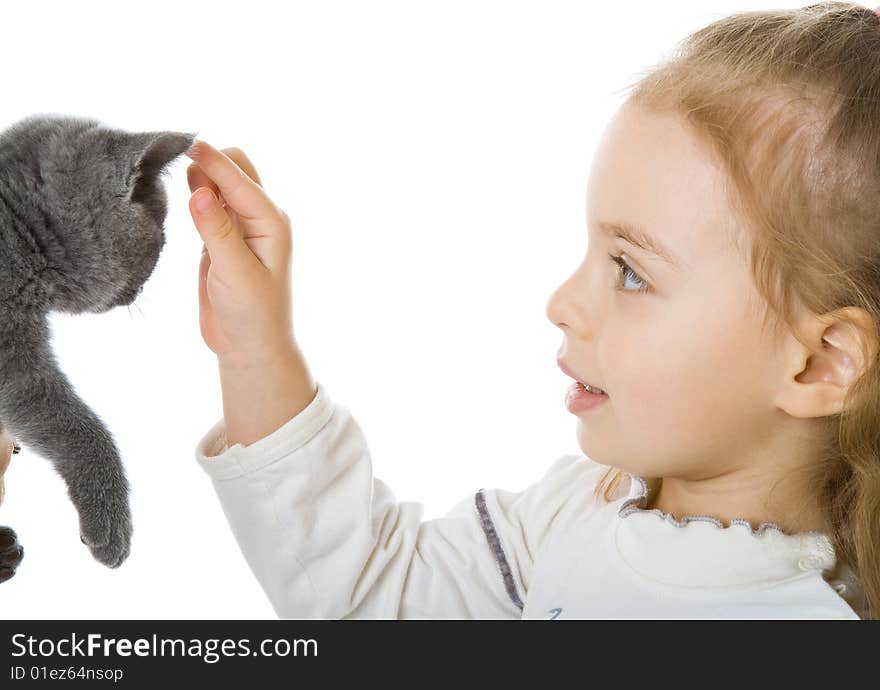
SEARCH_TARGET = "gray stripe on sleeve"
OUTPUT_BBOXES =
[475,489,525,612]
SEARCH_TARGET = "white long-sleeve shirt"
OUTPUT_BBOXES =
[194,380,865,619]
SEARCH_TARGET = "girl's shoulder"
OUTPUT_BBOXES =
[479,453,624,540]
[536,453,630,502]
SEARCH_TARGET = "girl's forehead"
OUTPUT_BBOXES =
[586,102,742,266]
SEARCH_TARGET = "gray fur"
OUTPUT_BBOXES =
[0,114,196,568]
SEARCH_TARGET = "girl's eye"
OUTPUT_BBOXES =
[608,253,649,293]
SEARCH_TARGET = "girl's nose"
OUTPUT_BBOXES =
[545,281,569,329]
[546,260,598,337]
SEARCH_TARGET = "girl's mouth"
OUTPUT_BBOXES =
[566,381,609,414]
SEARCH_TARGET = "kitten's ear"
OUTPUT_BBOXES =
[127,131,197,220]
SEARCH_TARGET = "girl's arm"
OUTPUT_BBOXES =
[195,375,587,619]
[182,141,592,617]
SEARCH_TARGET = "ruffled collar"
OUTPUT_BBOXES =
[611,472,841,589]
[619,474,828,539]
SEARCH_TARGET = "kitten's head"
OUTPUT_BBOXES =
[0,114,196,314]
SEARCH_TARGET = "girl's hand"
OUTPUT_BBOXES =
[0,425,17,507]
[0,426,23,584]
[185,141,296,367]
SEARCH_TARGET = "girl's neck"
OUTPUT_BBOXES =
[643,472,828,535]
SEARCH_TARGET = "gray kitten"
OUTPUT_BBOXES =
[0,114,196,568]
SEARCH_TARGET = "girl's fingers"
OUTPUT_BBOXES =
[0,434,12,478]
[0,451,9,477]
[198,245,212,323]
[189,188,262,279]
[186,164,219,198]
[186,147,263,204]
[220,147,263,186]
[185,140,278,222]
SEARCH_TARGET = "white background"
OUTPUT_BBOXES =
[0,0,803,619]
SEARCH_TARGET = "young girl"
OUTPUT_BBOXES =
[185,2,880,619]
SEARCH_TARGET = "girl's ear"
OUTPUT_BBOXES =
[773,307,878,418]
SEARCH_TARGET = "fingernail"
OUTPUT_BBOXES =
[193,189,215,214]
[186,139,202,158]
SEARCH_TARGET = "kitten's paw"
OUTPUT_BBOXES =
[78,499,132,569]
[0,526,24,583]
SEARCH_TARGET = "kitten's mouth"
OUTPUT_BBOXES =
[111,243,162,308]
[111,279,146,308]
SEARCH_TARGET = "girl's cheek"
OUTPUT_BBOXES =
[603,327,677,411]
[607,324,725,433]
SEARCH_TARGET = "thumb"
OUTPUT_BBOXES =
[189,187,261,277]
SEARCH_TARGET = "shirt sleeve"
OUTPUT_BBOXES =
[194,380,600,619]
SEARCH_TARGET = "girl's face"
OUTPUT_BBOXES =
[546,101,787,480]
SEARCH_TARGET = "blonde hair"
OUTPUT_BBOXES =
[592,1,880,619]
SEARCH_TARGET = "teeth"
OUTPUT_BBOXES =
[583,382,606,395]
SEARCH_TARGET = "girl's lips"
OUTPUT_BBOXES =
[566,381,609,414]
[556,358,608,395]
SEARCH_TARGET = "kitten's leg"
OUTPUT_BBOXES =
[0,526,24,582]
[0,318,132,568]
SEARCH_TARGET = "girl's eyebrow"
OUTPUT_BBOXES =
[596,220,679,267]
